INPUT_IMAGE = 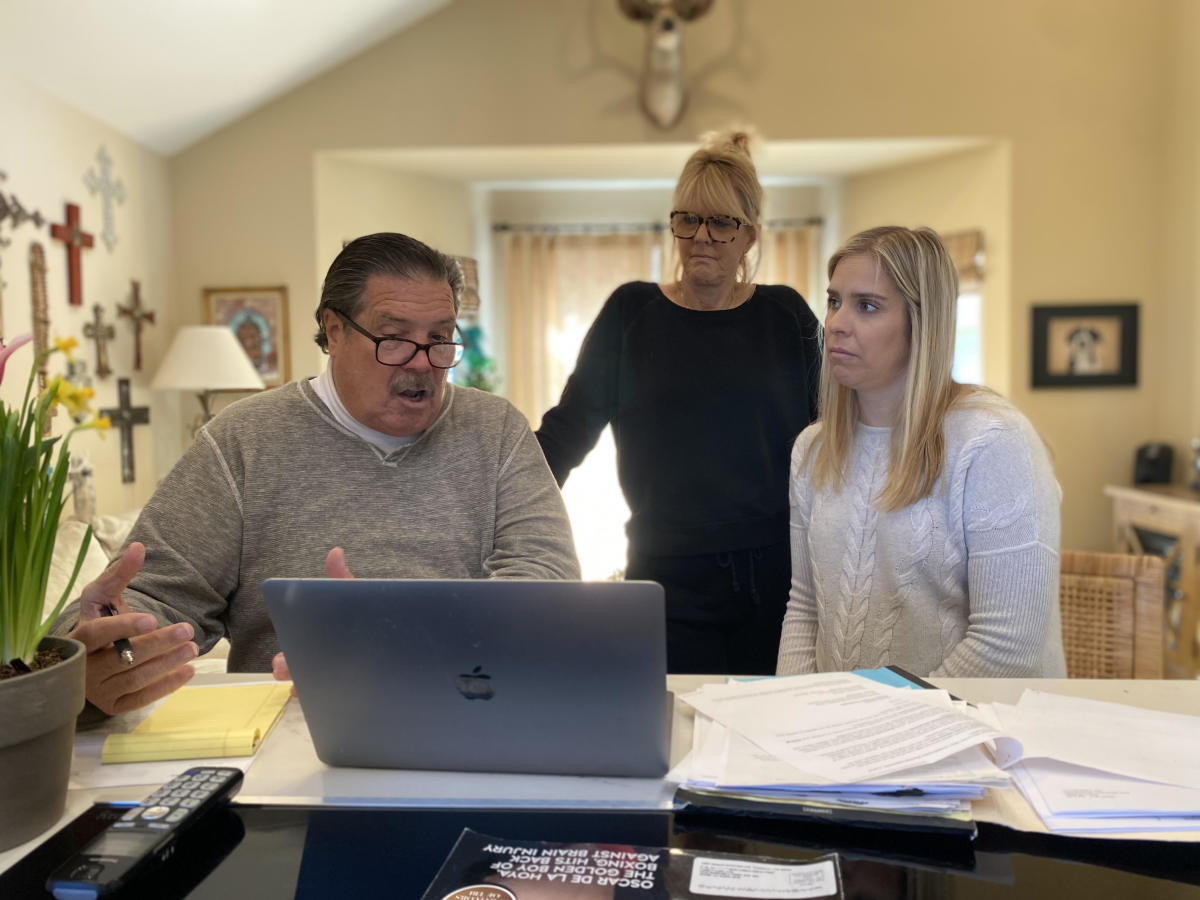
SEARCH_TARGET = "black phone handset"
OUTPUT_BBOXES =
[45,766,243,899]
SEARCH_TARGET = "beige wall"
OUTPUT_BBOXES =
[311,157,474,377]
[487,183,821,226]
[489,188,671,227]
[1161,0,1200,482]
[0,70,176,516]
[169,0,1185,551]
[842,143,1011,395]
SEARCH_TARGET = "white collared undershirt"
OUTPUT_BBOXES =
[311,366,420,454]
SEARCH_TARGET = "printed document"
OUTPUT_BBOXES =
[681,673,1003,784]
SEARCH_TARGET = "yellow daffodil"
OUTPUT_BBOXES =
[53,335,79,362]
[54,379,96,421]
[68,413,110,439]
[39,375,64,407]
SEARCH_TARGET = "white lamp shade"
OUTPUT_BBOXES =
[151,325,266,392]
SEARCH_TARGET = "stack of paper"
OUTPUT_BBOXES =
[673,673,1200,837]
[671,672,1010,822]
[986,691,1200,834]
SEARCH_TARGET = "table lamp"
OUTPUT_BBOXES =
[151,325,265,425]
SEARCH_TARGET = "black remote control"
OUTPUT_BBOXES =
[45,766,243,899]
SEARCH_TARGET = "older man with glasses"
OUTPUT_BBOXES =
[55,232,580,717]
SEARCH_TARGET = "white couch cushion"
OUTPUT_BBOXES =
[91,510,142,559]
[45,510,230,665]
[43,518,112,623]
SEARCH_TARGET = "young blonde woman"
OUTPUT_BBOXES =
[777,226,1066,677]
[537,130,821,675]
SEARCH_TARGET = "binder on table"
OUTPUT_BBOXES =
[674,786,979,838]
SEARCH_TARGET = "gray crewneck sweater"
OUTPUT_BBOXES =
[777,398,1066,678]
[52,380,580,672]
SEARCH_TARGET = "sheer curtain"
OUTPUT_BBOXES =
[504,230,668,420]
[499,227,669,579]
[756,223,819,301]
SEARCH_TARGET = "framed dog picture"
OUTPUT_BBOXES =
[1031,302,1138,388]
[204,286,290,388]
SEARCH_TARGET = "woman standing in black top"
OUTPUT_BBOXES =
[535,130,821,674]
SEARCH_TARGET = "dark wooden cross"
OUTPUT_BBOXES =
[117,280,155,370]
[100,378,150,484]
[49,202,94,307]
[83,304,115,379]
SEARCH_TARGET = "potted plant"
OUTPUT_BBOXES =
[0,334,108,852]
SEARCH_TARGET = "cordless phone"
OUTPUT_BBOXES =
[45,766,243,899]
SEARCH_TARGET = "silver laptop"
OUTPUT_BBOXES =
[262,578,670,777]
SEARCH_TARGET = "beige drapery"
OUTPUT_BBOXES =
[755,224,819,299]
[502,229,669,425]
[941,229,986,288]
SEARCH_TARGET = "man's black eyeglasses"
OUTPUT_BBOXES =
[335,310,464,368]
[669,211,746,243]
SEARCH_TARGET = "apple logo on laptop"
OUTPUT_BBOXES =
[456,665,495,701]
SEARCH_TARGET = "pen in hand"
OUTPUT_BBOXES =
[101,605,136,666]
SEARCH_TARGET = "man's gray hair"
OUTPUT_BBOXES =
[314,232,464,352]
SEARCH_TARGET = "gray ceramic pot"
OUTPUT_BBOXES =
[0,635,86,852]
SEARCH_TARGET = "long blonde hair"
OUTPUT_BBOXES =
[671,128,763,283]
[810,225,975,510]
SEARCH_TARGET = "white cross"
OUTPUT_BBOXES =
[84,146,125,252]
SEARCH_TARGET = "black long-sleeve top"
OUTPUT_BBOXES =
[535,282,821,557]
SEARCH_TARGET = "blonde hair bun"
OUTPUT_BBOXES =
[699,125,761,158]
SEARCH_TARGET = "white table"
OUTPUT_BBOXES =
[4,674,1198,875]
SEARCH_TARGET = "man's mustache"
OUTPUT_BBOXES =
[389,372,437,395]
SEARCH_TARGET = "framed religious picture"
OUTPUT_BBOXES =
[1031,302,1138,388]
[204,285,290,388]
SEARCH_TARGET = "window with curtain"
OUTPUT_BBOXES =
[499,226,670,579]
[756,222,819,302]
[942,229,986,384]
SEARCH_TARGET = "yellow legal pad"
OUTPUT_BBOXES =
[101,683,292,764]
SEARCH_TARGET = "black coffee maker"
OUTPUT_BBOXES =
[1134,442,1173,484]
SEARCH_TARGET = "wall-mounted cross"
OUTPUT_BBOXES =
[117,280,155,370]
[0,171,45,249]
[100,378,150,484]
[49,202,94,307]
[83,146,125,253]
[83,304,115,379]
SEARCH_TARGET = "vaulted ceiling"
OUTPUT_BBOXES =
[0,0,450,155]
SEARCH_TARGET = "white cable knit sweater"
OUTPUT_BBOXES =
[777,398,1067,678]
